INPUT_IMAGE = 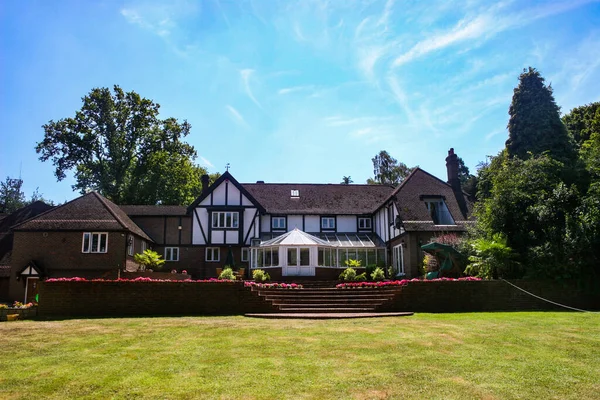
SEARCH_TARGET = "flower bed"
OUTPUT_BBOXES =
[45,277,237,283]
[336,276,482,288]
[0,302,38,321]
[244,282,303,289]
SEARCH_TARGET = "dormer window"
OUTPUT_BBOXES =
[290,189,299,198]
[424,199,455,225]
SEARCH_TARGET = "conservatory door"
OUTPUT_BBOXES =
[392,244,405,277]
[283,247,315,276]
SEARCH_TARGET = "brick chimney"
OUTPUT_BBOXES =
[445,148,469,219]
[445,148,459,188]
[201,174,210,195]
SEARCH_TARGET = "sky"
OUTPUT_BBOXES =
[1,0,600,203]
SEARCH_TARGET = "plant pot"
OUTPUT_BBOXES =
[7,314,19,321]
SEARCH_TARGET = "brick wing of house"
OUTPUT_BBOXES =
[6,149,473,302]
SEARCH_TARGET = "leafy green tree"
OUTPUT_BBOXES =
[134,249,165,271]
[341,176,353,184]
[465,234,519,279]
[0,177,55,213]
[506,67,574,163]
[369,150,414,185]
[36,85,207,205]
[457,157,478,200]
[562,102,600,147]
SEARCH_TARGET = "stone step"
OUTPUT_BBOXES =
[271,299,385,306]
[265,295,391,302]
[256,289,402,296]
[278,307,377,313]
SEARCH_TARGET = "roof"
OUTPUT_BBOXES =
[0,265,10,277]
[243,182,395,215]
[120,205,188,216]
[260,231,385,248]
[188,171,266,213]
[260,229,331,246]
[13,192,153,242]
[0,201,54,233]
[390,168,473,232]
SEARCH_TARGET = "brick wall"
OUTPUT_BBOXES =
[380,279,600,312]
[38,281,276,317]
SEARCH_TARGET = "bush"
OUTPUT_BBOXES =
[252,269,271,282]
[371,267,385,281]
[134,249,165,271]
[365,264,376,278]
[355,272,367,281]
[218,267,236,280]
[339,267,357,281]
[0,304,8,309]
[465,234,519,279]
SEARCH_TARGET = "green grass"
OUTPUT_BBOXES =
[1,312,599,399]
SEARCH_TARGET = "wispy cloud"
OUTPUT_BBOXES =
[278,85,316,95]
[240,69,262,109]
[225,105,249,128]
[199,156,214,168]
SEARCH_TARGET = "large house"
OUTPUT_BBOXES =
[8,149,472,302]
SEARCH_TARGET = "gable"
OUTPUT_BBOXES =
[187,172,265,212]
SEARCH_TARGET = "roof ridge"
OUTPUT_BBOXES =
[10,192,96,230]
[92,192,130,230]
[242,182,395,187]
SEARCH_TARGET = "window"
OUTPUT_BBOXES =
[425,200,455,225]
[206,247,220,262]
[127,236,134,256]
[82,232,108,253]
[287,248,297,266]
[165,247,179,261]
[141,241,147,252]
[272,217,286,230]
[321,217,335,230]
[290,189,299,198]
[358,217,372,230]
[241,248,249,262]
[261,247,279,267]
[393,244,405,276]
[300,248,310,266]
[212,212,239,228]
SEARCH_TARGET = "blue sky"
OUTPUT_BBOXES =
[1,0,600,203]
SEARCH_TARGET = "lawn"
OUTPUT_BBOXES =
[1,312,598,399]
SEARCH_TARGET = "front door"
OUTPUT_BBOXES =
[25,277,39,304]
[283,247,315,276]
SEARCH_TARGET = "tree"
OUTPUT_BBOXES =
[0,177,25,213]
[506,67,574,163]
[369,150,413,185]
[341,176,353,184]
[457,157,478,200]
[36,85,207,205]
[562,102,600,147]
[134,249,165,271]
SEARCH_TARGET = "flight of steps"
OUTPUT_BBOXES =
[251,285,403,313]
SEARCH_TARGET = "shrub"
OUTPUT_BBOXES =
[339,267,357,281]
[365,264,376,278]
[0,304,8,309]
[355,272,367,281]
[465,234,519,279]
[134,249,165,271]
[345,258,362,268]
[218,267,236,280]
[371,267,385,281]
[252,269,271,282]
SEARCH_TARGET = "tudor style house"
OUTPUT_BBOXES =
[7,149,472,302]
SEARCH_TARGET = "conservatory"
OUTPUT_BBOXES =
[250,228,387,276]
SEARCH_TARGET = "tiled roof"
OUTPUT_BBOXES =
[120,205,188,216]
[389,168,473,232]
[0,201,54,233]
[0,265,11,277]
[242,183,395,215]
[14,192,153,242]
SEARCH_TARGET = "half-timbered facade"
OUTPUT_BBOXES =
[6,148,473,300]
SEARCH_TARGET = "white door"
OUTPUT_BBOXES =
[284,247,315,276]
[392,244,405,277]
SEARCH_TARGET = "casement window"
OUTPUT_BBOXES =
[206,247,220,262]
[127,236,134,256]
[321,217,335,230]
[165,247,179,262]
[424,200,455,225]
[82,232,108,253]
[212,212,239,228]
[358,217,372,230]
[141,241,147,252]
[241,248,249,262]
[272,217,286,230]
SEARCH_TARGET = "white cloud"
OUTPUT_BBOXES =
[240,69,262,109]
[225,105,248,128]
[278,85,316,95]
[199,156,214,168]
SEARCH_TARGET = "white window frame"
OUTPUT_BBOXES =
[82,232,108,253]
[212,211,239,229]
[272,217,286,230]
[165,247,179,262]
[141,241,147,252]
[321,217,335,230]
[241,247,249,262]
[358,217,372,230]
[127,235,134,256]
[206,247,220,262]
[424,199,455,225]
[393,244,405,276]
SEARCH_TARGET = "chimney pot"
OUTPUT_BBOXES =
[201,174,210,195]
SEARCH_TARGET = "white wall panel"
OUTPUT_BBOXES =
[287,215,303,231]
[212,183,227,205]
[226,230,238,244]
[212,230,225,244]
[260,215,270,232]
[228,184,241,206]
[337,216,356,232]
[304,215,320,232]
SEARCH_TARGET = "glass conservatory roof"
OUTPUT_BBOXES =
[258,229,384,248]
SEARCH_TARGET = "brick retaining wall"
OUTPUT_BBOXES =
[38,281,276,317]
[381,279,600,312]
